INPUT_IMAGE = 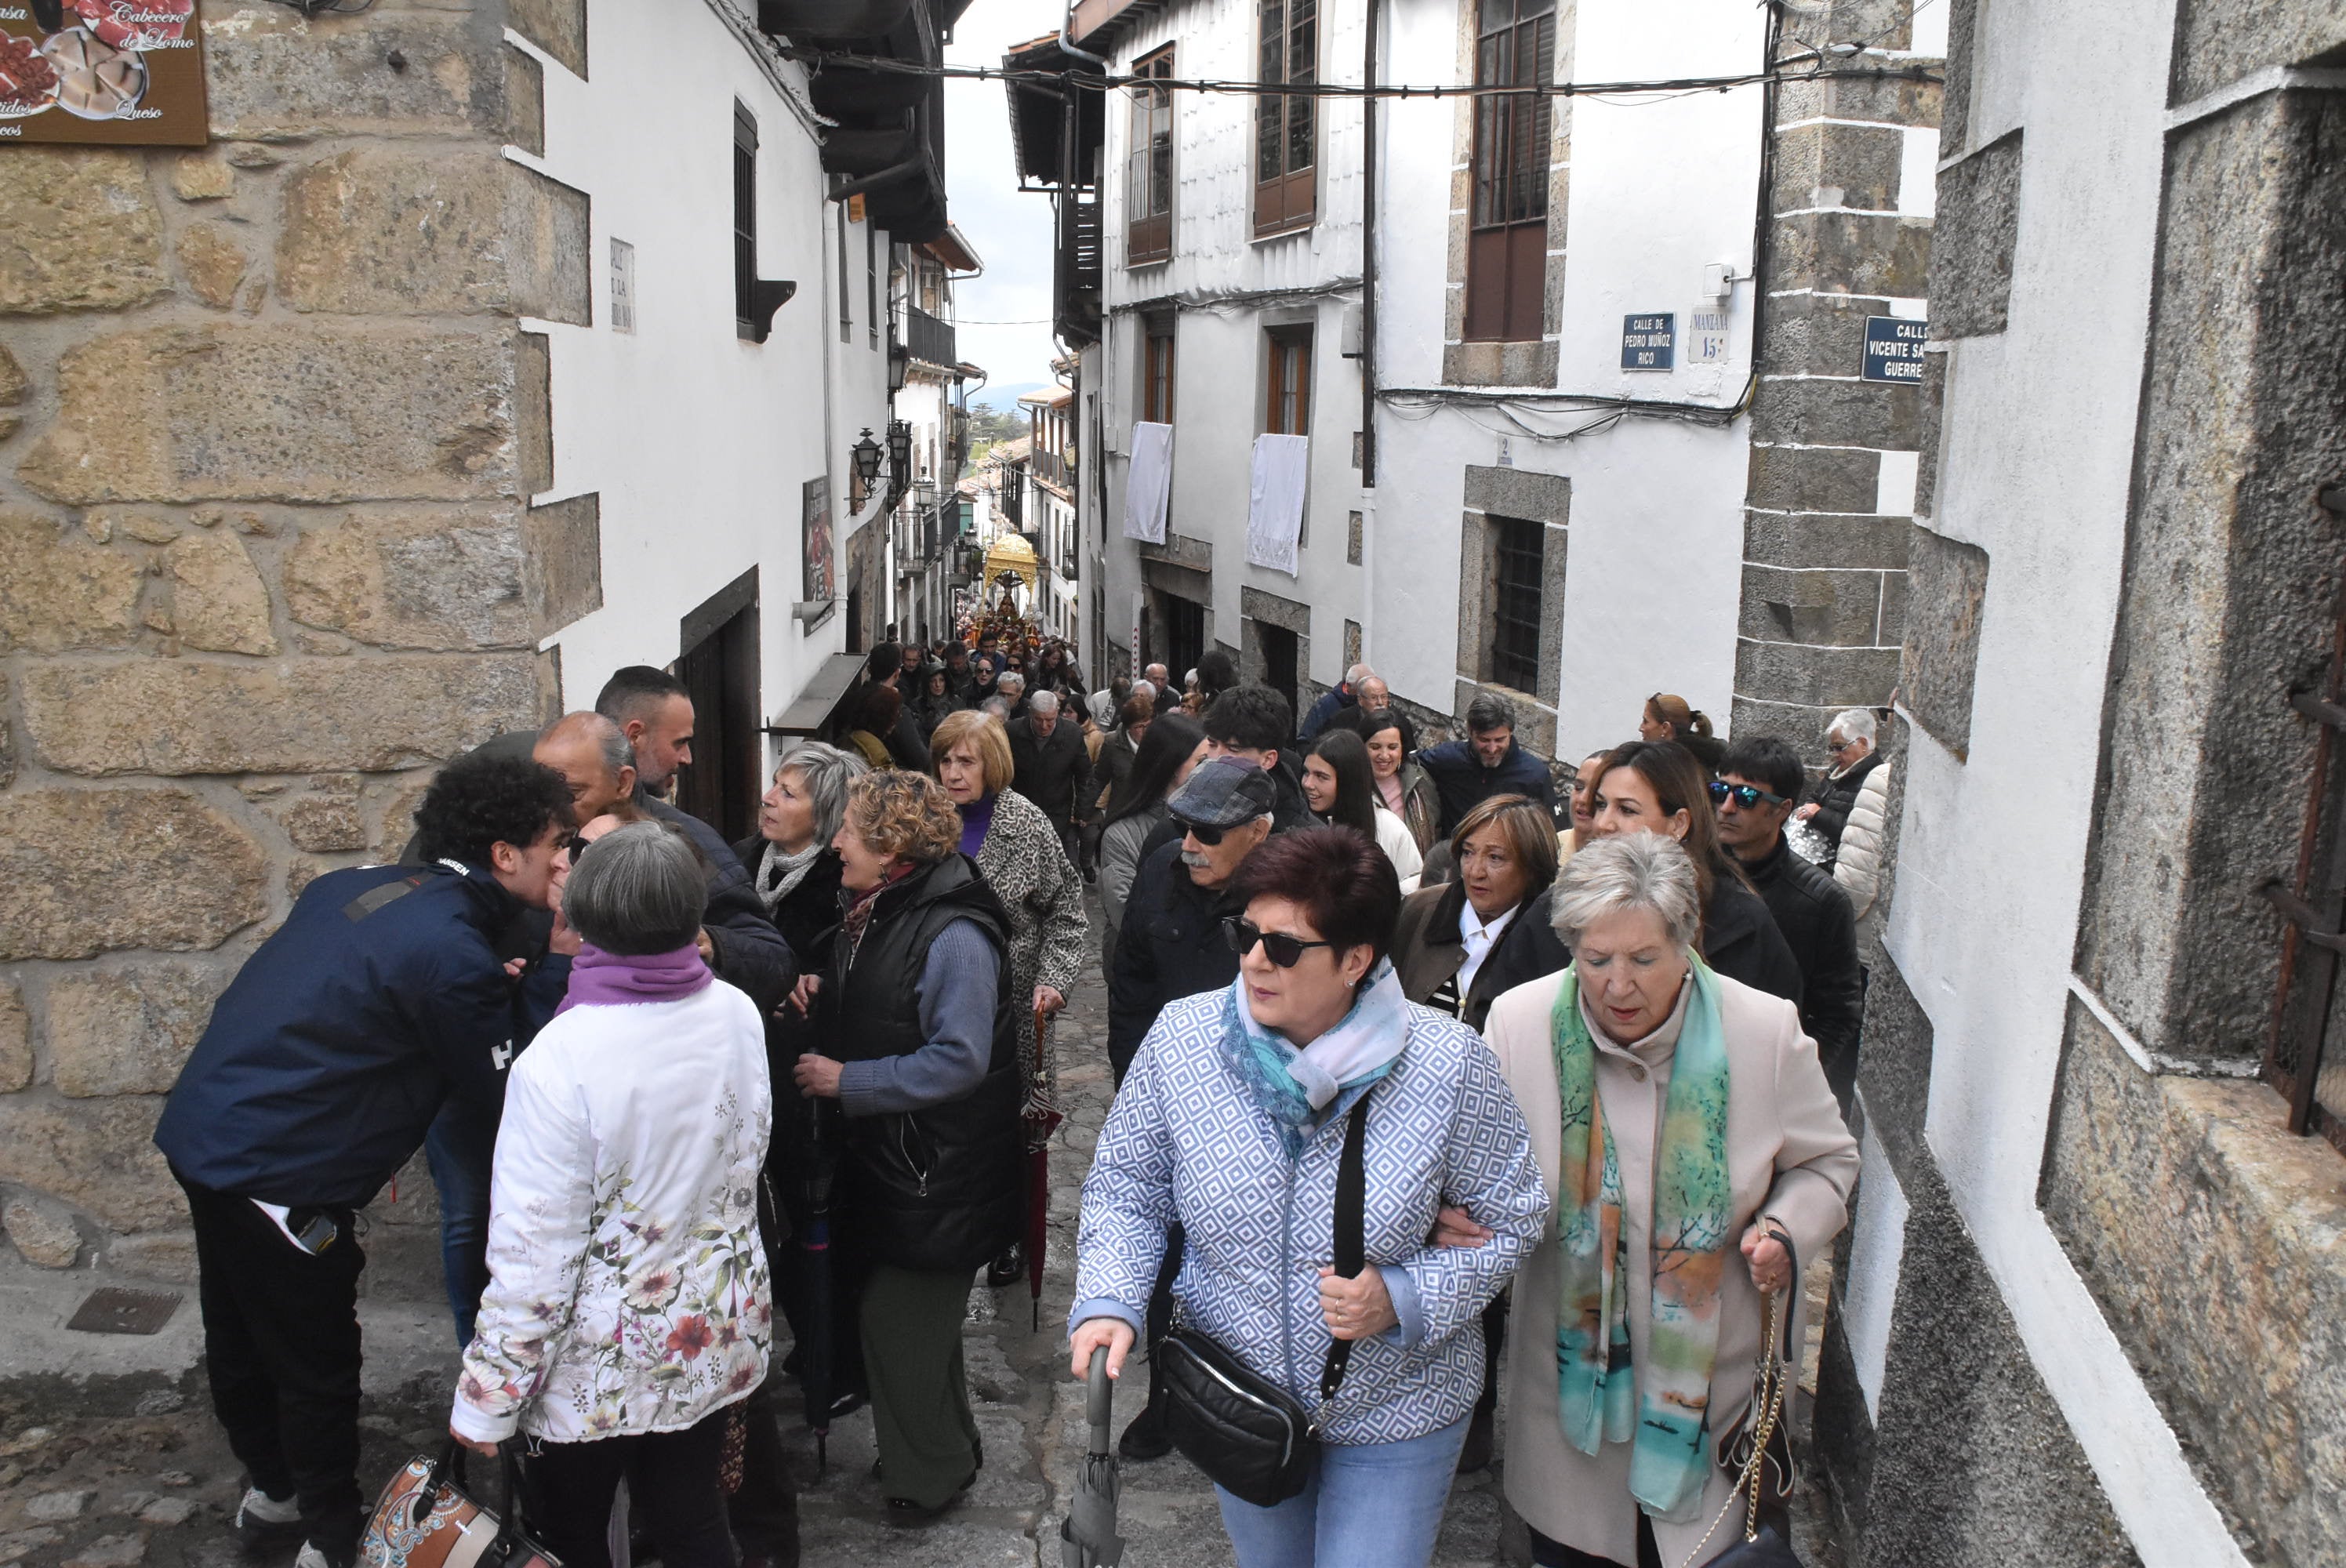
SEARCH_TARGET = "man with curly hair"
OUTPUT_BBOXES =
[154,750,577,1568]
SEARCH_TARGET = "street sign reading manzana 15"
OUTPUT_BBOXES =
[0,2,206,147]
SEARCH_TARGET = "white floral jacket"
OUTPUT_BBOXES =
[452,982,774,1444]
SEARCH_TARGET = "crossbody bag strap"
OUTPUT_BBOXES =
[1314,1091,1374,1415]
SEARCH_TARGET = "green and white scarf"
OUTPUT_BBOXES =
[1550,953,1734,1520]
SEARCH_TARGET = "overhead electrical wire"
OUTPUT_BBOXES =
[779,46,1939,103]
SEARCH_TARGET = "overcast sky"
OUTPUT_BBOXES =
[944,0,1067,405]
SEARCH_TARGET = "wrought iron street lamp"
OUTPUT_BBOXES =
[850,428,884,488]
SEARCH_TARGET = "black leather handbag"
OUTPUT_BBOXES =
[1157,1094,1372,1508]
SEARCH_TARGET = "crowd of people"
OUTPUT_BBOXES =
[151,626,1894,1568]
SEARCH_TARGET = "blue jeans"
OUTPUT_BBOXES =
[1215,1416,1469,1568]
[423,1096,499,1347]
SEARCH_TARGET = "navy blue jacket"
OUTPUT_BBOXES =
[154,860,566,1208]
[1295,686,1355,745]
[1416,738,1556,836]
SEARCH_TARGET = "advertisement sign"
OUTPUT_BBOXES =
[802,477,835,606]
[0,2,206,147]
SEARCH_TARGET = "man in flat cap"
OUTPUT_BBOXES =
[1097,754,1280,1465]
[1105,755,1280,1087]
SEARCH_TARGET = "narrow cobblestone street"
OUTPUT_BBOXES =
[0,890,1520,1568]
[0,887,1839,1559]
[0,889,1843,1568]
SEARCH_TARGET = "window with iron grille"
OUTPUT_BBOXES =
[1128,48,1176,265]
[1144,325,1176,423]
[2263,492,2346,1155]
[1265,327,1311,436]
[1465,0,1554,343]
[1255,0,1316,236]
[733,104,759,340]
[1489,514,1543,691]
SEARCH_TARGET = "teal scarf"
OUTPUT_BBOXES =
[1551,954,1734,1520]
[1218,960,1408,1157]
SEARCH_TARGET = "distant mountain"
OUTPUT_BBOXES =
[971,382,1046,410]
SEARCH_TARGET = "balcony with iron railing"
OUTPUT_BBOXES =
[904,305,956,370]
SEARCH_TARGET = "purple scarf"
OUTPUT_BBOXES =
[957,792,997,858]
[555,942,713,1016]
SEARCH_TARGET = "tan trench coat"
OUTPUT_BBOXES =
[1482,969,1858,1566]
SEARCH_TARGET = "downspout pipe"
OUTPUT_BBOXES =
[1059,0,1109,68]
[1360,0,1381,488]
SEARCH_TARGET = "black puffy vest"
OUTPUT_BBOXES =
[823,855,1026,1274]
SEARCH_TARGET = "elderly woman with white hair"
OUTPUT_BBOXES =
[1795,707,1885,869]
[1467,833,1857,1567]
[452,821,772,1568]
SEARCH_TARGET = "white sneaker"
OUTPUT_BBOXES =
[294,1541,339,1568]
[234,1486,302,1546]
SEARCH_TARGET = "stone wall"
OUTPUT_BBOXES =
[1730,0,1937,764]
[2072,78,2346,1069]
[1809,955,2143,1568]
[2043,1000,2346,1567]
[0,0,586,1287]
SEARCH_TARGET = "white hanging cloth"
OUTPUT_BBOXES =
[1246,434,1309,575]
[1123,421,1173,543]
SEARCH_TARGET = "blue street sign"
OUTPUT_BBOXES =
[1621,313,1676,372]
[1862,315,1929,383]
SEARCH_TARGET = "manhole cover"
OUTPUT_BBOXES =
[65,1287,181,1336]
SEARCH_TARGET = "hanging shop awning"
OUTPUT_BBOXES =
[764,652,868,739]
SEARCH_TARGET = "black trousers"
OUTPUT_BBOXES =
[1529,1515,1661,1568]
[1475,1294,1508,1417]
[723,1381,801,1566]
[525,1409,738,1568]
[180,1174,366,1555]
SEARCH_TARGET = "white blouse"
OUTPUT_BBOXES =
[452,982,773,1444]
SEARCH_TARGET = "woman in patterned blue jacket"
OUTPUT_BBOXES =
[1070,827,1550,1568]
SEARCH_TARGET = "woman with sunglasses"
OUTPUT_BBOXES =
[1473,832,1856,1567]
[1302,728,1424,894]
[1071,827,1549,1568]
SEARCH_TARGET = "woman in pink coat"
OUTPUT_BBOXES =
[1469,833,1857,1567]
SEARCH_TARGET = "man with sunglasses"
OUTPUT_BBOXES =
[1108,757,1281,1087]
[1101,755,1280,1463]
[1713,736,1865,1111]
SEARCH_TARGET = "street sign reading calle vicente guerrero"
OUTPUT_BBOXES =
[0,1,206,147]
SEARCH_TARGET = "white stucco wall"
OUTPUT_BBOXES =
[1861,1,2249,1561]
[509,0,892,740]
[1091,0,1770,756]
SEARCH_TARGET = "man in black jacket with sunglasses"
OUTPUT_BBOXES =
[1715,736,1865,1111]
[1102,755,1280,1466]
[1107,757,1279,1087]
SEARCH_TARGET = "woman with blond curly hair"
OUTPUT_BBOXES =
[787,769,1024,1518]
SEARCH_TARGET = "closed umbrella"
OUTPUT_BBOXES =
[1022,1004,1063,1332]
[797,1091,839,1473]
[1060,1346,1124,1567]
